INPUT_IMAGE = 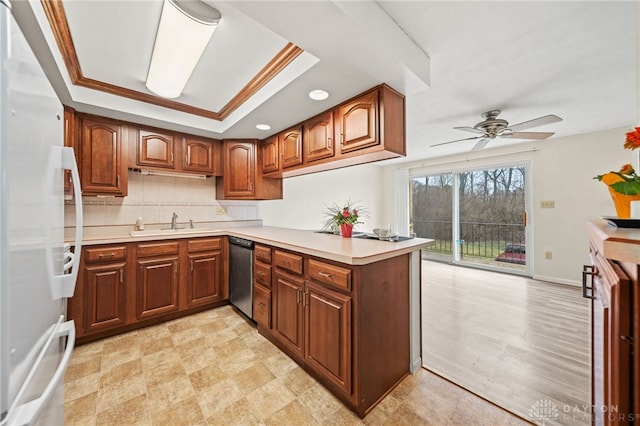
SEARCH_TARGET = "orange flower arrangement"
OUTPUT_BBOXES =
[594,128,640,196]
[624,127,640,150]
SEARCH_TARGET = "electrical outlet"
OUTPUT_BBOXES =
[540,200,555,209]
[545,251,553,260]
[216,206,228,215]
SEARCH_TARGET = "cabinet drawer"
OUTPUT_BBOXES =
[85,245,127,263]
[308,259,352,291]
[137,241,179,257]
[188,237,222,252]
[253,284,271,328]
[255,244,272,263]
[255,262,272,288]
[274,250,303,275]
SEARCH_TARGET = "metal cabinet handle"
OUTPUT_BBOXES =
[318,271,333,279]
[119,270,123,284]
[582,264,596,300]
[99,253,115,258]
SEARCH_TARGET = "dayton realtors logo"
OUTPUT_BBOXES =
[529,399,559,425]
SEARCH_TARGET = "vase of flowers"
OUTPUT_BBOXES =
[322,200,369,238]
[594,127,640,218]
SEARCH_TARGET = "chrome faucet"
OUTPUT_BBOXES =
[171,212,178,229]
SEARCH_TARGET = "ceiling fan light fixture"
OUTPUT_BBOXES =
[146,0,221,99]
[308,89,329,101]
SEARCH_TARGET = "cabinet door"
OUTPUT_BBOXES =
[335,90,378,153]
[224,141,255,197]
[305,281,352,394]
[273,272,304,356]
[186,251,223,307]
[80,117,126,195]
[280,126,303,169]
[183,136,217,174]
[304,111,334,163]
[137,129,175,169]
[591,253,633,425]
[136,256,179,320]
[262,135,279,173]
[83,262,127,334]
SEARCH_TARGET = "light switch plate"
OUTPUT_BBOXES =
[216,206,228,215]
[540,201,555,209]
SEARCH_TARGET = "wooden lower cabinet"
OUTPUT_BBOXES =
[136,254,179,320]
[305,280,352,394]
[82,261,127,334]
[68,237,227,343]
[587,221,638,425]
[253,283,271,328]
[273,271,305,356]
[258,247,410,417]
[186,251,223,307]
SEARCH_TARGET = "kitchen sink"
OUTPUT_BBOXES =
[129,228,221,237]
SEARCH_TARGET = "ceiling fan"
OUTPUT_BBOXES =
[431,110,563,151]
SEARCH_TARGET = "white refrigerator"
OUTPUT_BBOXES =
[0,0,83,424]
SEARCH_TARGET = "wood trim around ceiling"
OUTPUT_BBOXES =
[40,0,304,121]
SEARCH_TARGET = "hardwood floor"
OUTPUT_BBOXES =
[422,260,591,426]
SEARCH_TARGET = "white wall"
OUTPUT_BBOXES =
[65,171,259,228]
[381,127,635,285]
[259,164,384,232]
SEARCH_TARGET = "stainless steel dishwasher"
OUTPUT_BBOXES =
[228,236,254,319]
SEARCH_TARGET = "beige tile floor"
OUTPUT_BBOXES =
[64,305,529,425]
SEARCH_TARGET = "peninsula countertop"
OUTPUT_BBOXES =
[66,223,434,265]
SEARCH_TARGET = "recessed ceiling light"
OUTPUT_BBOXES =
[309,89,329,101]
[256,124,271,130]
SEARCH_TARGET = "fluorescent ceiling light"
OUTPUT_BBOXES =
[309,89,329,101]
[139,169,207,180]
[256,124,271,130]
[146,0,221,99]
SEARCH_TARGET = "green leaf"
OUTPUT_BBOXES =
[610,181,640,195]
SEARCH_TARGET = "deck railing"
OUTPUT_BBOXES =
[413,219,525,259]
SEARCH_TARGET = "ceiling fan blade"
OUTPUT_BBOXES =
[430,136,483,147]
[507,115,562,132]
[500,131,555,140]
[471,138,491,151]
[453,126,484,134]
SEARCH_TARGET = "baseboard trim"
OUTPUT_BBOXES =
[410,357,422,374]
[532,274,581,287]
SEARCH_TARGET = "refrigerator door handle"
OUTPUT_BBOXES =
[56,147,83,298]
[5,317,76,426]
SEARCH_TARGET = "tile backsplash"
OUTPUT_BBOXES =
[65,171,259,227]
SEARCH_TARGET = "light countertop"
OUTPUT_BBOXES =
[588,219,640,264]
[66,223,433,265]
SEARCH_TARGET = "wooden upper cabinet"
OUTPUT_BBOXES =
[217,139,283,200]
[262,135,279,174]
[280,126,303,169]
[182,136,220,175]
[223,140,256,198]
[335,89,378,154]
[304,111,334,163]
[137,129,175,169]
[79,116,127,196]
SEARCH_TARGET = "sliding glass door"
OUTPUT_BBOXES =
[410,164,529,275]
